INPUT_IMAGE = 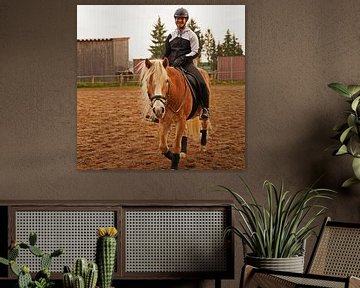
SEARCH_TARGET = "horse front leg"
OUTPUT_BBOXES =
[171,119,186,170]
[158,121,172,160]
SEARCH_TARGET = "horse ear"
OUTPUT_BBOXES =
[163,57,169,68]
[145,58,152,69]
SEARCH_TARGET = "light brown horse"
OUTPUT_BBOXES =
[140,57,211,170]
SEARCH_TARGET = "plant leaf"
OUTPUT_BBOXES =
[328,83,351,98]
[347,85,360,97]
[342,177,360,188]
[336,144,348,155]
[351,96,360,111]
[352,157,360,180]
[340,126,353,143]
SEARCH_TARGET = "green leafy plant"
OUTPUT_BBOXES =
[328,83,360,187]
[222,179,335,258]
[0,232,63,288]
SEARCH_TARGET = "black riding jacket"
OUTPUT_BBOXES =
[163,27,199,66]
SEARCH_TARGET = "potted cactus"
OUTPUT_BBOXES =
[62,258,98,288]
[96,227,118,288]
[0,232,63,288]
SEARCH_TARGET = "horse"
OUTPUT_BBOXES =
[139,57,211,170]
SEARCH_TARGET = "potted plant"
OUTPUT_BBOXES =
[0,232,63,288]
[221,179,335,273]
[328,82,360,187]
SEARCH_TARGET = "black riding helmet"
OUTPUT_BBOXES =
[174,7,189,20]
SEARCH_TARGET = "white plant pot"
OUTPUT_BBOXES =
[245,254,305,273]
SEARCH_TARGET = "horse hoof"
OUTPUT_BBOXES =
[200,145,207,152]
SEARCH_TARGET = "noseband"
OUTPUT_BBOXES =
[150,94,167,105]
[149,80,170,105]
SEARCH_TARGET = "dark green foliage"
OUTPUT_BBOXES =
[8,247,19,260]
[40,254,52,269]
[221,178,335,258]
[187,18,204,60]
[29,246,44,257]
[203,29,217,70]
[149,16,167,59]
[29,233,37,246]
[0,257,9,266]
[19,270,32,288]
[10,261,21,276]
[0,232,63,288]
[328,83,360,187]
[50,249,63,258]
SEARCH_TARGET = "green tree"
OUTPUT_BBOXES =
[231,34,244,56]
[148,16,167,59]
[187,18,204,61]
[218,29,244,57]
[221,29,233,56]
[203,29,217,70]
[216,41,224,57]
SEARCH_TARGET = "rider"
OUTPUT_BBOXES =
[163,7,210,120]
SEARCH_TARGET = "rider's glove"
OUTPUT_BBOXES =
[173,56,186,67]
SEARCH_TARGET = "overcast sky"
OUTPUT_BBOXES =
[77,5,245,60]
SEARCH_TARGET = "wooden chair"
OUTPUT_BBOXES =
[241,217,360,288]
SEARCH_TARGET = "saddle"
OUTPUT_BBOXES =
[178,68,201,120]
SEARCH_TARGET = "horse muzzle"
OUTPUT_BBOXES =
[150,95,167,119]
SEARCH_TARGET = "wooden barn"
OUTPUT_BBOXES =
[77,37,129,76]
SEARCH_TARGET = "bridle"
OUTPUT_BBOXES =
[148,69,188,114]
[149,80,170,106]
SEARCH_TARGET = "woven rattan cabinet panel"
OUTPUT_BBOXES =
[124,209,228,274]
[12,208,117,273]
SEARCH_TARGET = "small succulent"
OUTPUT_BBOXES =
[62,258,98,288]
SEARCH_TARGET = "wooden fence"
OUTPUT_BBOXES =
[77,70,245,87]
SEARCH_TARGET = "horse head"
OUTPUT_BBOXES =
[142,58,170,119]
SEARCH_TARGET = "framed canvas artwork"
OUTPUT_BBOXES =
[77,5,245,170]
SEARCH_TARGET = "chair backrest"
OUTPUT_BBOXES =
[307,217,360,277]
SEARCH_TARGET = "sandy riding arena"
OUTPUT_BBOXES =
[77,85,245,170]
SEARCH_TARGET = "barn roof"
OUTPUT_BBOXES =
[77,37,130,42]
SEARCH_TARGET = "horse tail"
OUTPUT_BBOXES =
[186,117,202,143]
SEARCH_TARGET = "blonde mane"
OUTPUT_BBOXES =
[139,59,169,96]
